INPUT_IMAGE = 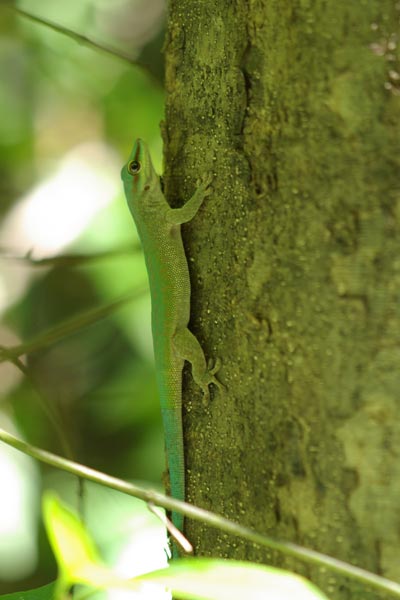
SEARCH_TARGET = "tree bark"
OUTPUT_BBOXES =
[163,1,400,598]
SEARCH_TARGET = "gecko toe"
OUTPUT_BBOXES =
[207,357,225,392]
[199,175,213,195]
[207,357,221,376]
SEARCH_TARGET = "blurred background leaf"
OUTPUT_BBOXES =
[0,0,168,594]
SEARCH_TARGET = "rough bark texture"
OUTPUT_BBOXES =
[163,1,400,598]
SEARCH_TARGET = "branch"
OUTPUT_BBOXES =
[0,428,399,597]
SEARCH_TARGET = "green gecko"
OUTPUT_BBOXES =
[121,139,221,552]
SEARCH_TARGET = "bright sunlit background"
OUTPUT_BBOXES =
[0,0,169,595]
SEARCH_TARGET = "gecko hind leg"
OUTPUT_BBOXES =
[173,327,223,406]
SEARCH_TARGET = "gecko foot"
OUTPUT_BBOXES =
[200,357,224,407]
[196,174,213,196]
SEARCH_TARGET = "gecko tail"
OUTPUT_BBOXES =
[161,404,185,557]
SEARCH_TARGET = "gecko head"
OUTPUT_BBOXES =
[121,139,159,208]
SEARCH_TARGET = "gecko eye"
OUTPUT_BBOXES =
[128,160,141,174]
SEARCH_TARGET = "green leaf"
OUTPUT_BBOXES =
[136,558,329,600]
[42,492,118,591]
[42,494,328,600]
[0,582,56,600]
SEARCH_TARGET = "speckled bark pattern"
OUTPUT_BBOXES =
[164,1,400,597]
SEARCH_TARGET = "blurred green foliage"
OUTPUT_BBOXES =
[0,0,167,593]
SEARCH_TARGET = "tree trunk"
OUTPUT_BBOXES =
[163,1,400,598]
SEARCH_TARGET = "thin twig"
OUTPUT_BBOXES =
[6,4,161,87]
[147,501,193,554]
[7,356,74,460]
[0,245,140,268]
[0,290,144,362]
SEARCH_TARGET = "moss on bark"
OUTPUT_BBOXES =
[164,1,400,598]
